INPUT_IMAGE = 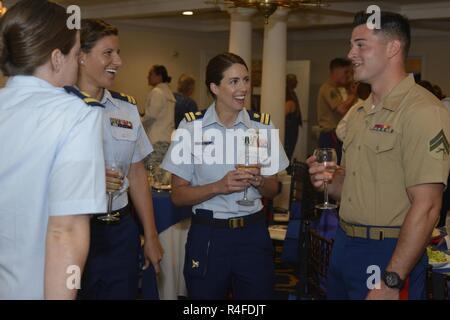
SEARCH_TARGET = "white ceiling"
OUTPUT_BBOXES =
[6,0,450,34]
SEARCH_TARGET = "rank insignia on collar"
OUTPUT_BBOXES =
[192,260,200,269]
[429,129,449,160]
[370,123,394,133]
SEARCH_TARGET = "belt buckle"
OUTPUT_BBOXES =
[370,228,385,240]
[229,217,245,229]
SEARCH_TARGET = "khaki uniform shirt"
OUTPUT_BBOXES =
[340,75,450,226]
[317,81,344,131]
[141,83,176,144]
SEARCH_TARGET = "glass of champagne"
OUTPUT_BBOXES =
[314,148,338,209]
[98,160,126,223]
[236,136,256,206]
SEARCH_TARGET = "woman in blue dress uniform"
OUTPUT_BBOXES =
[162,53,289,299]
[0,0,106,300]
[77,19,163,300]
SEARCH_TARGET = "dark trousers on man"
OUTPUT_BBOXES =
[327,227,427,300]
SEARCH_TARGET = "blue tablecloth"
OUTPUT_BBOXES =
[151,190,192,233]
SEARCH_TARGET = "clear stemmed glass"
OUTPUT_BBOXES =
[97,160,126,223]
[314,148,338,209]
[236,136,256,207]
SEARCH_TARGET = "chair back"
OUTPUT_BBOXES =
[307,229,334,299]
[426,265,450,300]
[289,160,320,221]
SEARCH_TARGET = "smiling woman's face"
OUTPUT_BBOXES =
[210,63,250,113]
[79,35,122,89]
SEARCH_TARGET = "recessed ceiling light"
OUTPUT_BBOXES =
[182,11,194,16]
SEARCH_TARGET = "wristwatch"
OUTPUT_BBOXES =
[383,271,405,289]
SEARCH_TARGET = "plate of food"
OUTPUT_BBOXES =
[427,247,450,268]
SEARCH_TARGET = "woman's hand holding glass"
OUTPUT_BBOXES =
[106,166,124,194]
[236,164,263,188]
[98,160,126,223]
[217,170,252,195]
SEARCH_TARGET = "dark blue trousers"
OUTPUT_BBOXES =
[79,209,141,300]
[327,227,427,300]
[184,218,274,300]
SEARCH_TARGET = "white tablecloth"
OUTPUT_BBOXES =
[157,217,190,299]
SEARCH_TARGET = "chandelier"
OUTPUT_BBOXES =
[0,1,6,16]
[207,0,327,23]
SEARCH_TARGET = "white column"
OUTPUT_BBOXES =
[228,7,256,109]
[260,8,289,142]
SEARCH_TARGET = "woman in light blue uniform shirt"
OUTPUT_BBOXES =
[76,19,163,300]
[0,0,106,299]
[162,53,289,299]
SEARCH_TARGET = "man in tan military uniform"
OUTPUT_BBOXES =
[308,11,450,300]
[317,58,358,162]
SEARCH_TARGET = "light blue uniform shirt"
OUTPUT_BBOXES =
[100,89,153,211]
[0,76,106,299]
[162,103,289,219]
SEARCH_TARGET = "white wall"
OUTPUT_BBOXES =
[110,23,229,114]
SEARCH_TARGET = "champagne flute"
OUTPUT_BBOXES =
[98,160,126,223]
[236,136,255,206]
[314,148,338,209]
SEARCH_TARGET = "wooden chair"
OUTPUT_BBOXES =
[306,229,334,300]
[427,265,450,300]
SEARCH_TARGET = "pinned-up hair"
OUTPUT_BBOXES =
[0,0,78,76]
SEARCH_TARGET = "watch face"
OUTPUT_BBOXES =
[385,273,398,286]
[384,272,402,289]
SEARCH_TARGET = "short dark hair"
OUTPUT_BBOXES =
[80,19,118,53]
[205,52,248,98]
[0,0,78,76]
[418,80,441,99]
[353,10,411,59]
[177,74,195,95]
[151,65,171,83]
[329,58,352,71]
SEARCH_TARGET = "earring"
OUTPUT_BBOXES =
[80,60,84,64]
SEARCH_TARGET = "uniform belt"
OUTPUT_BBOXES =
[339,219,401,240]
[192,210,265,229]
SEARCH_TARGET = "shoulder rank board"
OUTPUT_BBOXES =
[64,86,104,108]
[185,110,206,122]
[110,91,137,105]
[248,110,271,125]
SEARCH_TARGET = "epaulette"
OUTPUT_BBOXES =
[184,110,206,122]
[248,110,271,125]
[110,90,137,105]
[63,86,104,108]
